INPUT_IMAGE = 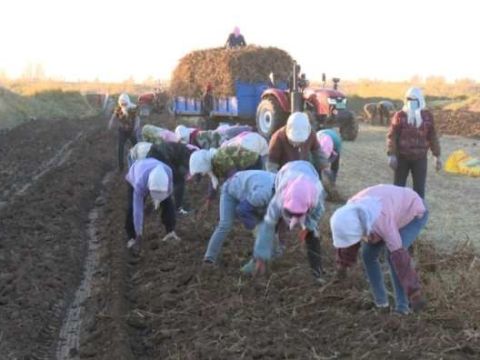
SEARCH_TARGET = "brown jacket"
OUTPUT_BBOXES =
[268,127,327,170]
[387,110,440,160]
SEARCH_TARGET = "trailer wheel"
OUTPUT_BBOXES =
[256,98,287,139]
[339,112,359,141]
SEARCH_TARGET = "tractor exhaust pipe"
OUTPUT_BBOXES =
[291,61,303,112]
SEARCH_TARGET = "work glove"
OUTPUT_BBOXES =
[162,231,181,242]
[240,258,255,275]
[127,235,142,256]
[388,155,398,170]
[433,156,442,172]
[253,258,267,277]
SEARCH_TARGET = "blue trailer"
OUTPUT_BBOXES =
[170,81,287,127]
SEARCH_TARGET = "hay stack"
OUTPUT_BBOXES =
[170,46,294,97]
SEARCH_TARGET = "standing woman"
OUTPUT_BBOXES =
[109,93,141,171]
[387,87,441,198]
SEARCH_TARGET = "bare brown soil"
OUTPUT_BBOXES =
[0,114,478,359]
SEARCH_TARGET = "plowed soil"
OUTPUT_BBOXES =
[0,115,479,360]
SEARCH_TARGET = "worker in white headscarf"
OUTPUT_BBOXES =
[267,112,329,173]
[386,87,441,198]
[125,158,180,255]
[109,93,141,171]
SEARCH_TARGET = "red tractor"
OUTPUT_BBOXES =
[137,87,169,117]
[255,64,359,141]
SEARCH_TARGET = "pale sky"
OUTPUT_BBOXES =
[2,0,479,82]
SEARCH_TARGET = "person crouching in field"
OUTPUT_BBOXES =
[129,141,195,214]
[250,161,326,284]
[267,112,329,174]
[175,124,252,150]
[109,93,141,171]
[387,87,441,199]
[316,128,342,186]
[125,158,179,256]
[188,134,266,210]
[203,170,276,265]
[330,184,428,314]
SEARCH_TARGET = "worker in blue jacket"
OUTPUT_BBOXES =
[203,170,275,265]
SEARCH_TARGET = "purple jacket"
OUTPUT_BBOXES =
[126,158,173,236]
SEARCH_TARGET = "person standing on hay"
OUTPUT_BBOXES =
[125,158,180,256]
[108,93,141,171]
[225,26,246,48]
[330,184,428,314]
[267,111,330,178]
[387,87,441,199]
[247,161,326,284]
[203,170,276,265]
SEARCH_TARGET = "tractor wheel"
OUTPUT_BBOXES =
[339,112,359,141]
[256,98,287,139]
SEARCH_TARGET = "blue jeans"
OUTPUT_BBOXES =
[204,186,238,262]
[362,209,429,313]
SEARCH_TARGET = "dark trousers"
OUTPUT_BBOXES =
[331,153,340,182]
[394,156,427,199]
[118,129,137,171]
[173,177,186,210]
[125,184,176,239]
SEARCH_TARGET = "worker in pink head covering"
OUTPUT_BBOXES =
[244,160,326,283]
[226,26,246,48]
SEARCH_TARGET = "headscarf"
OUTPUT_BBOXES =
[147,165,170,209]
[330,196,382,248]
[286,112,311,143]
[283,178,318,214]
[317,131,334,158]
[130,142,153,162]
[175,125,195,144]
[233,26,241,37]
[403,87,426,128]
[189,149,219,189]
[221,131,269,156]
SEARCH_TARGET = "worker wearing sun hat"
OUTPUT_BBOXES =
[267,112,329,174]
[125,158,179,256]
[330,184,428,314]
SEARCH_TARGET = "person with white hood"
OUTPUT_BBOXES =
[387,87,441,198]
[330,184,428,314]
[109,93,141,171]
[316,128,342,185]
[128,141,195,214]
[248,161,326,283]
[175,124,252,150]
[267,112,329,173]
[125,158,179,255]
[189,132,266,208]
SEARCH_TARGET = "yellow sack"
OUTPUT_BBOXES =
[444,150,480,177]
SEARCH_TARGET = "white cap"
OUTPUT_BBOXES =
[175,125,192,143]
[189,149,217,175]
[147,165,169,192]
[118,93,131,107]
[286,112,311,143]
